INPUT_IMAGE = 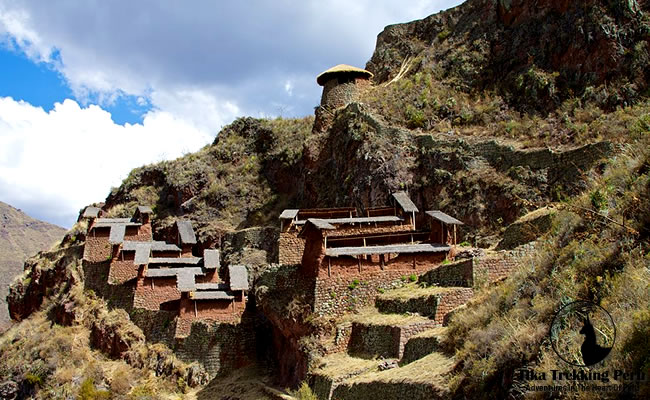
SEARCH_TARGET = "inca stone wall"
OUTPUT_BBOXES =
[314,253,446,316]
[332,380,446,400]
[320,78,370,109]
[419,259,474,287]
[174,317,256,377]
[348,320,438,359]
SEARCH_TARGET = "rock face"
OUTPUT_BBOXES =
[367,0,650,111]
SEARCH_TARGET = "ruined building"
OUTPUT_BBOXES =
[80,206,249,339]
[278,192,466,318]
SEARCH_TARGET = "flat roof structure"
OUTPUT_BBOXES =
[325,243,451,257]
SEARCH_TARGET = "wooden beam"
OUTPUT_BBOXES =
[358,256,362,273]
[194,300,198,318]
[328,257,331,277]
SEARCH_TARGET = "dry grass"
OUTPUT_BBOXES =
[410,326,448,340]
[193,366,275,400]
[348,352,454,385]
[345,307,432,326]
[312,353,380,379]
[376,283,457,301]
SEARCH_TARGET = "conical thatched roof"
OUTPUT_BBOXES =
[316,64,373,86]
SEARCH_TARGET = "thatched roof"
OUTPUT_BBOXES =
[392,192,419,213]
[228,265,249,291]
[176,220,197,244]
[316,64,373,86]
[325,243,450,257]
[203,249,220,269]
[425,211,464,225]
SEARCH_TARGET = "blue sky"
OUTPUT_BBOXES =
[0,0,464,228]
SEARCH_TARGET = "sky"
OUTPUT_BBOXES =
[0,0,464,229]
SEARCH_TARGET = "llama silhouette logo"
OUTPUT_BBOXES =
[550,300,616,367]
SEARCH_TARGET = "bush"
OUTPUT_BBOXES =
[77,378,110,400]
[408,274,418,282]
[288,382,318,400]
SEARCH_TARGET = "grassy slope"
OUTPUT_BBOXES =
[443,135,650,399]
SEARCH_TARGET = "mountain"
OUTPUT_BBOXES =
[0,201,65,331]
[1,1,648,399]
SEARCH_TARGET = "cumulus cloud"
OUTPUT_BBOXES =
[0,0,464,227]
[0,0,463,116]
[0,96,237,227]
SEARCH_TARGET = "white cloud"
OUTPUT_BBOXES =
[0,96,235,228]
[0,0,465,227]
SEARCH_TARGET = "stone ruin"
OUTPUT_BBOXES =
[80,206,249,338]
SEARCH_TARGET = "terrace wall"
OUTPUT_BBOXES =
[313,253,447,317]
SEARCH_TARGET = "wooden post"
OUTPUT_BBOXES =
[380,254,385,270]
[454,225,457,246]
[358,256,362,273]
[328,257,331,277]
[410,234,414,244]
[151,279,154,289]
[412,211,416,230]
[324,236,327,249]
[363,237,367,247]
[194,300,198,318]
[413,254,416,269]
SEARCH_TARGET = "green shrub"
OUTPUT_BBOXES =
[77,378,110,400]
[459,241,471,247]
[25,373,43,386]
[377,288,385,294]
[409,274,418,282]
[288,382,318,400]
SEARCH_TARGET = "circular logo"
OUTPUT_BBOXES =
[549,300,616,367]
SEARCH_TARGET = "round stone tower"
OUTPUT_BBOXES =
[316,64,374,109]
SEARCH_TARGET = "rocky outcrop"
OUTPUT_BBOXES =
[7,245,83,321]
[367,0,650,111]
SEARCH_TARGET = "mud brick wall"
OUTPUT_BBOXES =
[320,78,370,109]
[314,253,446,317]
[82,261,135,311]
[433,288,474,325]
[279,232,304,265]
[419,259,474,287]
[133,277,180,310]
[332,380,446,400]
[125,225,152,242]
[195,269,220,284]
[175,296,245,337]
[83,230,112,263]
[174,317,256,377]
[108,254,138,284]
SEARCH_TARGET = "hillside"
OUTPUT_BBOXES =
[1,1,649,399]
[0,201,65,331]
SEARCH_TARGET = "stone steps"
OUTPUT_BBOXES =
[400,327,447,365]
[375,285,473,325]
[346,312,437,359]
